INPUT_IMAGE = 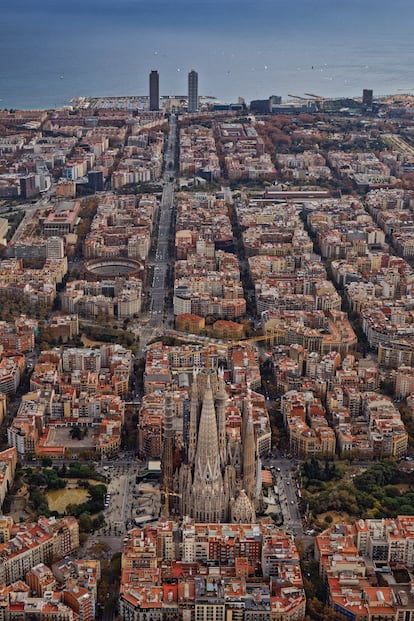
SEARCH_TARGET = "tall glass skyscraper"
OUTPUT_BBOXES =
[149,70,159,111]
[188,70,198,113]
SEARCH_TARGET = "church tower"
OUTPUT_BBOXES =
[187,370,199,465]
[215,368,227,468]
[189,377,226,522]
[161,392,174,514]
[243,407,256,503]
[179,369,258,523]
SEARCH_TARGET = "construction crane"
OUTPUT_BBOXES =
[153,330,277,378]
[304,92,327,100]
[163,327,274,348]
[211,332,276,347]
[304,93,329,111]
[139,487,181,517]
[238,333,275,345]
[287,94,320,110]
[288,93,310,101]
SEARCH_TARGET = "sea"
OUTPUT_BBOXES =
[1,0,414,110]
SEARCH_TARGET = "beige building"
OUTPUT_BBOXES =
[175,313,205,334]
[0,448,17,511]
[0,218,8,241]
[0,516,79,585]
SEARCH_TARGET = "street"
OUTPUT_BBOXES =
[125,113,177,360]
[84,461,162,555]
[262,454,304,536]
[145,113,177,333]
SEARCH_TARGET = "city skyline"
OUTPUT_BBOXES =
[2,2,414,619]
[3,0,414,109]
[1,77,414,621]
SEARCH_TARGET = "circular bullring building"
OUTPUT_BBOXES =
[84,257,144,280]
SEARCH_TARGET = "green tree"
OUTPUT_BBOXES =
[78,512,93,533]
[70,426,83,440]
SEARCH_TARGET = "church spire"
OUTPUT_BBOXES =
[215,367,227,468]
[179,369,258,524]
[191,376,226,522]
[161,391,174,514]
[243,388,256,502]
[194,377,221,483]
[188,369,199,465]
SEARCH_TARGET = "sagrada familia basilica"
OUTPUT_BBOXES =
[161,368,262,523]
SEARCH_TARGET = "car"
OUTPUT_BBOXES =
[286,481,290,485]
[290,500,294,505]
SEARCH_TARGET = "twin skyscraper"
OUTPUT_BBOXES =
[149,69,198,112]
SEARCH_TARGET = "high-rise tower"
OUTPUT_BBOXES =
[149,70,159,111]
[188,70,198,113]
[362,89,373,109]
